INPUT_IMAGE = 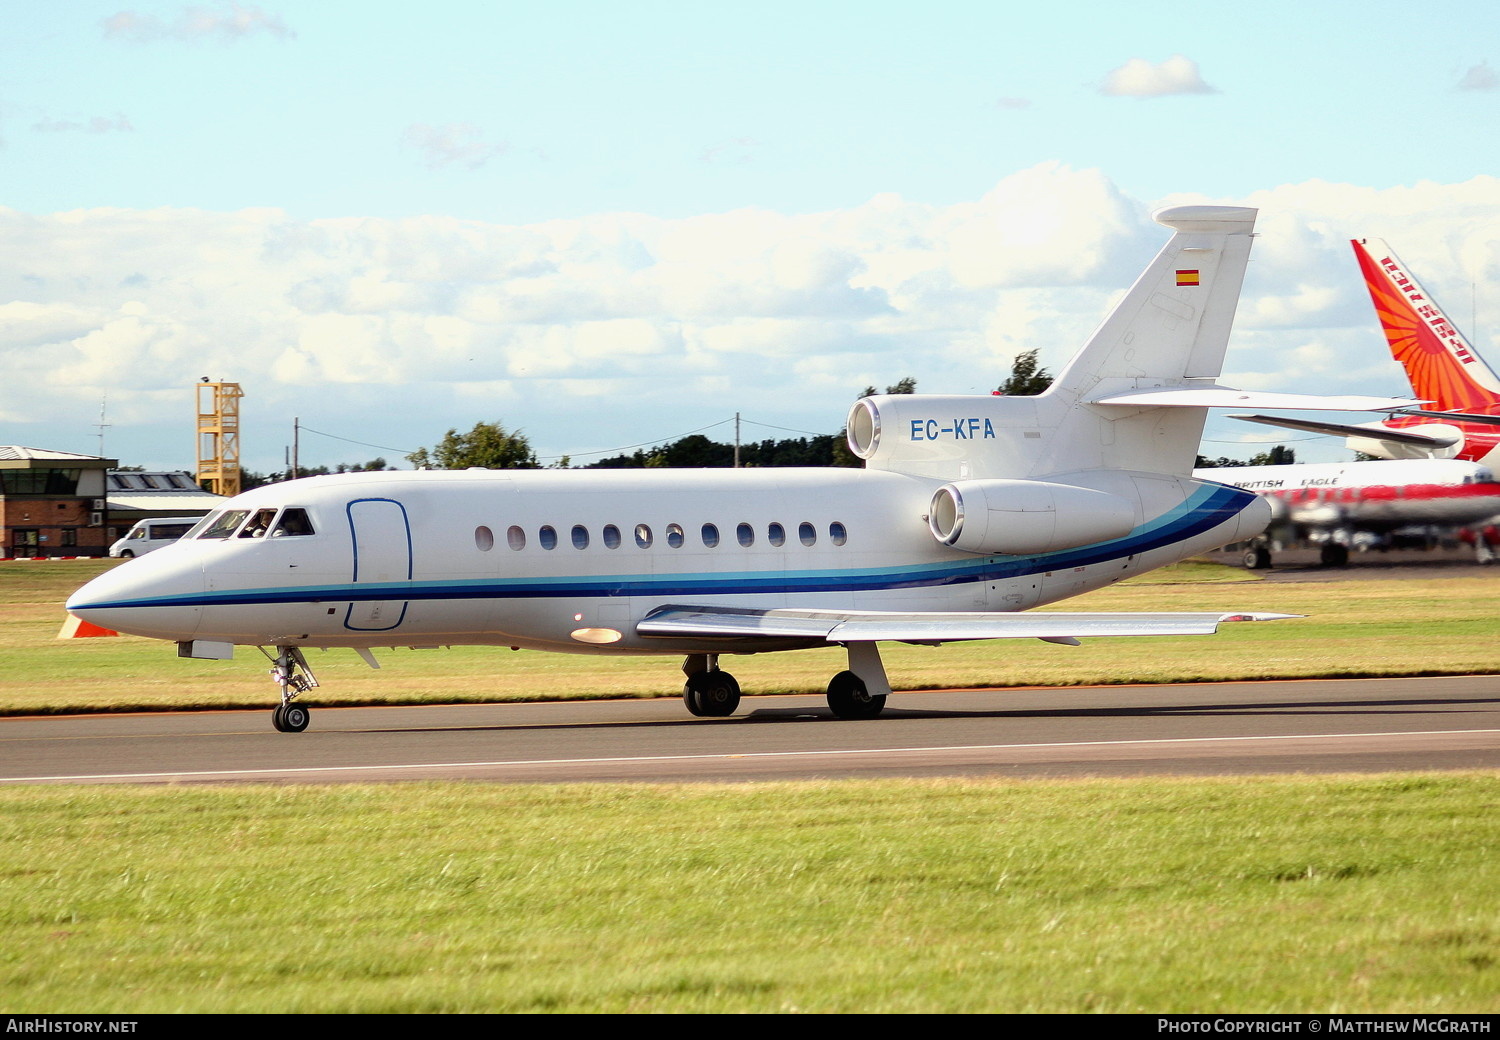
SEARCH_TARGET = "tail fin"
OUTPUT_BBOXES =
[1352,238,1500,415]
[847,205,1258,481]
[1050,206,1258,398]
[1041,205,1258,475]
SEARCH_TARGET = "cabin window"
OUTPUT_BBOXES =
[799,522,816,546]
[475,526,494,551]
[273,509,315,537]
[829,521,847,546]
[603,524,621,549]
[199,510,249,539]
[701,523,720,548]
[635,524,653,548]
[539,525,558,550]
[507,525,526,550]
[768,522,786,547]
[572,525,590,550]
[667,523,685,548]
[737,522,754,547]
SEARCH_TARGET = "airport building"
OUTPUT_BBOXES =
[0,446,226,557]
[0,446,116,558]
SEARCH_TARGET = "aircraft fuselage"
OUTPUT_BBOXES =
[69,466,1264,655]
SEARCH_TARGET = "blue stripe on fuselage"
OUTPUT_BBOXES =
[74,482,1253,610]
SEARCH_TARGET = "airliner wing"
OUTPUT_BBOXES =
[637,605,1297,644]
[1089,386,1425,411]
[1229,413,1460,448]
[1398,408,1500,427]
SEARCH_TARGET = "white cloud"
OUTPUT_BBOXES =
[32,114,134,134]
[5,168,1499,469]
[1101,55,1217,98]
[102,4,295,43]
[700,138,759,165]
[1459,62,1497,91]
[402,123,509,171]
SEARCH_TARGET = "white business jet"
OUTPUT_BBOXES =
[66,205,1416,732]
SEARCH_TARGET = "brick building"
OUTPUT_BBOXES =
[0,447,116,558]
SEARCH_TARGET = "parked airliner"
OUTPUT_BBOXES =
[1233,238,1500,466]
[66,206,1417,731]
[1218,238,1500,565]
[1194,457,1500,568]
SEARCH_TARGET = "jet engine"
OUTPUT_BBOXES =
[928,479,1137,556]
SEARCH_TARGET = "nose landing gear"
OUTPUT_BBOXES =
[260,646,319,733]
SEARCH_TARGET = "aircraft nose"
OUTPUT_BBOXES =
[65,553,206,641]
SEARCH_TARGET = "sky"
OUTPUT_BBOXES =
[3,0,1499,474]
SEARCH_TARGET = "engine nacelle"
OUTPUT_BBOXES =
[845,393,1047,479]
[929,478,1137,556]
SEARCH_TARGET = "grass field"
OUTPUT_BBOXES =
[6,558,1498,716]
[4,562,1497,1013]
[2,774,1496,1013]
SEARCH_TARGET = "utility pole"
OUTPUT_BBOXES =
[734,412,741,468]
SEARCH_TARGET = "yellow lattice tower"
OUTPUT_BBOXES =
[195,380,244,497]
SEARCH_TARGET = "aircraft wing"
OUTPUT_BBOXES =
[1229,413,1460,448]
[1089,386,1424,412]
[637,605,1297,644]
[1397,408,1500,428]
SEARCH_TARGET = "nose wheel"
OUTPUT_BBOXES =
[260,646,319,734]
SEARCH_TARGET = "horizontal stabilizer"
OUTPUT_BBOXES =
[1089,385,1424,412]
[638,605,1297,644]
[1229,413,1459,448]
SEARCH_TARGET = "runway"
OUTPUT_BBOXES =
[3,675,1496,784]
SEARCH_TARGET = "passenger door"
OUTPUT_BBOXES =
[344,498,412,632]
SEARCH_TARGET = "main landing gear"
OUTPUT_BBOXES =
[260,646,319,733]
[680,642,893,720]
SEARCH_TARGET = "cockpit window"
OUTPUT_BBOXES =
[238,509,278,538]
[183,513,217,539]
[198,510,250,539]
[272,508,315,536]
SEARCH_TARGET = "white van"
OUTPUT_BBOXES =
[108,516,201,558]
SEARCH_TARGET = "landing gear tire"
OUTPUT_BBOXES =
[1242,547,1272,569]
[826,670,886,720]
[1320,543,1349,567]
[683,670,741,717]
[272,703,310,732]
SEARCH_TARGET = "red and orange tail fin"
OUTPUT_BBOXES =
[1352,238,1500,414]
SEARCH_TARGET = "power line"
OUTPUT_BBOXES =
[295,425,416,456]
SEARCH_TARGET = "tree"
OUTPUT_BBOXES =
[243,458,395,489]
[1248,445,1296,466]
[1194,447,1295,468]
[859,377,917,398]
[995,349,1053,395]
[407,422,539,470]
